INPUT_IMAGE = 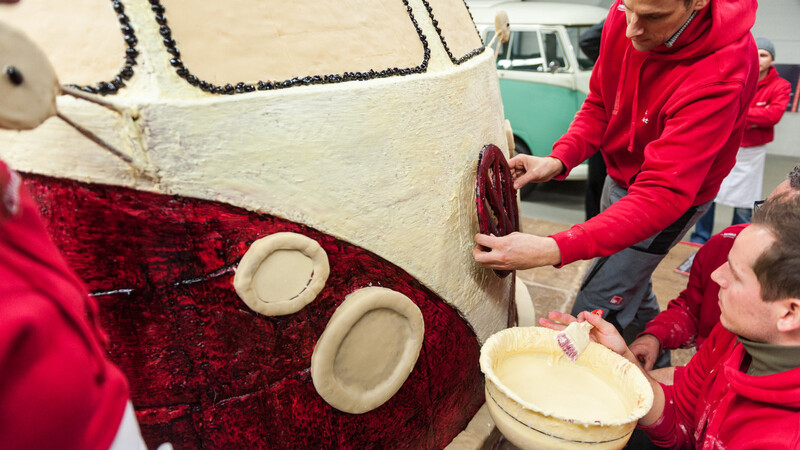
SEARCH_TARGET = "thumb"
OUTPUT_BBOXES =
[583,310,612,332]
[512,170,536,190]
[474,233,497,248]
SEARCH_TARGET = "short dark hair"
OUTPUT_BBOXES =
[788,164,800,190]
[751,194,800,302]
[684,0,693,7]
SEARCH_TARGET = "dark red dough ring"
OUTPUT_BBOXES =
[475,144,519,278]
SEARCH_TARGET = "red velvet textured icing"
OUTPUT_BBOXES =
[24,174,485,449]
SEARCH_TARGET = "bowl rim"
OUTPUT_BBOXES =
[479,326,654,426]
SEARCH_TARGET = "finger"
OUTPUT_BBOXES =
[547,310,577,325]
[512,172,535,190]
[472,245,496,264]
[538,317,567,331]
[640,351,657,371]
[508,154,528,167]
[583,310,614,331]
[474,233,497,247]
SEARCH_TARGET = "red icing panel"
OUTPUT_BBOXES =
[23,175,486,449]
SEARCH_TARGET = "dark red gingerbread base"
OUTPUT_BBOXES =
[25,174,485,449]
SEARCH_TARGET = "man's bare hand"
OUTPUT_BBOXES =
[473,232,561,270]
[507,155,565,190]
[629,334,662,371]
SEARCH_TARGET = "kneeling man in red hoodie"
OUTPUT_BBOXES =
[543,193,800,448]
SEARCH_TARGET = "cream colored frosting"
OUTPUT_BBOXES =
[496,353,628,423]
[233,232,329,317]
[252,250,313,302]
[0,0,125,87]
[427,0,483,60]
[161,0,425,84]
[311,287,424,414]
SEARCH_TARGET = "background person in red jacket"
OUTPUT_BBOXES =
[542,193,800,448]
[630,164,800,384]
[474,0,759,351]
[690,37,792,244]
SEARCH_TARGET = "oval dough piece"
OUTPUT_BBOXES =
[0,22,58,130]
[233,232,329,316]
[311,287,424,414]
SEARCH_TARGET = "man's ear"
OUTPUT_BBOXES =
[776,298,800,333]
[692,0,711,11]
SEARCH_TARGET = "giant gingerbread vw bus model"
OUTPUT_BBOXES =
[0,0,519,448]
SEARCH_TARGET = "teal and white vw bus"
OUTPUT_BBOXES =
[470,1,608,179]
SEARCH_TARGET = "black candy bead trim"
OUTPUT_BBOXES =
[422,0,485,65]
[149,0,431,95]
[66,0,138,95]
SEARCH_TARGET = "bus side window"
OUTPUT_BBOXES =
[542,31,568,72]
[485,31,513,69]
[508,31,543,72]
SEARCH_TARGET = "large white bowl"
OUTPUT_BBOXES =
[480,327,654,450]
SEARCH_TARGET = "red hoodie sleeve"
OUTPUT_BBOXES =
[746,76,790,128]
[641,226,741,349]
[640,245,708,350]
[551,80,747,265]
[548,51,607,176]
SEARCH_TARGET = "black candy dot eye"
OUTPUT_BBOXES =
[5,66,23,86]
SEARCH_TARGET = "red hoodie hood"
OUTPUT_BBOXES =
[643,0,758,61]
[760,65,780,87]
[725,343,800,409]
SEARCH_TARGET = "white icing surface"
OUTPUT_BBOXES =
[497,353,628,423]
[161,0,424,84]
[0,0,512,343]
[427,0,484,60]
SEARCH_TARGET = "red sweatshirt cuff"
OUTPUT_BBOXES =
[548,146,576,181]
[550,225,592,267]
[637,383,677,447]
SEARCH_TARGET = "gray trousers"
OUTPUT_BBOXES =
[571,176,711,343]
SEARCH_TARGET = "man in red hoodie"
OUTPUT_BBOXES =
[0,0,146,447]
[629,164,800,384]
[474,0,759,342]
[542,193,800,448]
[690,37,792,244]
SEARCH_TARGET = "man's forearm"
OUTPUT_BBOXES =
[620,348,666,426]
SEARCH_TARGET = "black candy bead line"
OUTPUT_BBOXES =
[148,0,431,95]
[65,0,138,96]
[421,0,485,65]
